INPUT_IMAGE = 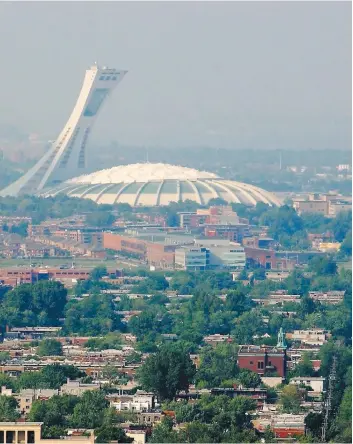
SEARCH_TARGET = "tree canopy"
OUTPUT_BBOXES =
[138,343,196,400]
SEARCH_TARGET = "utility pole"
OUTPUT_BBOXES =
[321,355,337,442]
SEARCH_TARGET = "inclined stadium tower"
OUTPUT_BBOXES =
[0,63,127,197]
[1,64,281,207]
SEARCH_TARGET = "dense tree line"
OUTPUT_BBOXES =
[0,281,67,331]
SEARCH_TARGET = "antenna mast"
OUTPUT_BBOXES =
[321,355,337,442]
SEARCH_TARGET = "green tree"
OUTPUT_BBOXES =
[332,385,352,442]
[90,266,108,281]
[280,385,302,413]
[0,395,20,421]
[64,293,123,335]
[137,343,196,401]
[233,311,265,344]
[86,211,115,227]
[309,256,337,276]
[340,230,352,257]
[225,289,253,315]
[0,281,67,327]
[195,343,239,388]
[304,413,322,440]
[263,425,275,443]
[95,425,132,443]
[260,205,304,240]
[0,352,10,363]
[71,391,109,428]
[330,210,352,242]
[252,268,266,281]
[149,417,180,443]
[236,369,262,388]
[28,395,79,429]
[290,353,314,377]
[84,332,122,350]
[37,339,63,357]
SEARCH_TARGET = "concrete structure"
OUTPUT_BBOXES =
[174,246,208,270]
[126,430,146,444]
[253,414,306,439]
[0,387,59,415]
[309,290,345,305]
[0,267,92,287]
[174,240,245,270]
[60,379,100,396]
[210,387,267,407]
[244,246,295,270]
[0,422,94,444]
[0,64,127,197]
[290,377,325,394]
[329,201,352,216]
[293,196,329,216]
[41,163,281,207]
[287,329,330,346]
[196,239,246,269]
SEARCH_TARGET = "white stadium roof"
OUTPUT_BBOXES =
[67,163,219,184]
[43,163,281,207]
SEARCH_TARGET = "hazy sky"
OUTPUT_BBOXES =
[0,1,351,150]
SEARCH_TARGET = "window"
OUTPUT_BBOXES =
[99,76,105,80]
[105,76,111,80]
[112,76,117,80]
[6,431,14,444]
[250,361,253,365]
[268,361,272,366]
[257,361,264,369]
[28,431,35,444]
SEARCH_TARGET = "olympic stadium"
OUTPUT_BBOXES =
[40,162,281,207]
[0,64,281,208]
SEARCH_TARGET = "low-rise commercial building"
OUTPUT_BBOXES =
[60,379,100,396]
[290,377,325,394]
[0,422,94,444]
[309,290,345,305]
[175,246,208,270]
[287,329,330,346]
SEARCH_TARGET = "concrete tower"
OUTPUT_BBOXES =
[0,64,127,197]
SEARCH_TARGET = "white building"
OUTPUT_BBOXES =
[175,246,208,270]
[109,391,155,412]
[196,239,246,269]
[290,377,325,394]
[60,379,100,396]
[289,329,330,346]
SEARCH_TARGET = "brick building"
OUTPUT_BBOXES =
[244,246,294,270]
[103,233,175,268]
[237,344,287,377]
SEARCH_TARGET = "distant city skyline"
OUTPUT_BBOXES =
[0,1,351,150]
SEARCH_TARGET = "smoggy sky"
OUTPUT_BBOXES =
[0,1,351,150]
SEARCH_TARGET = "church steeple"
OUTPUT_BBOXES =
[277,327,287,349]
